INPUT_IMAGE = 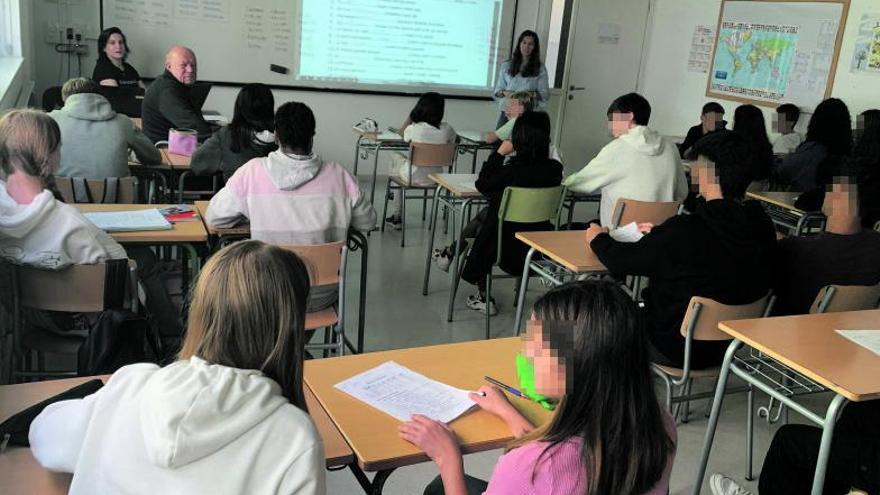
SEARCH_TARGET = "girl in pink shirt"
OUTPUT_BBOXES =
[399,280,677,495]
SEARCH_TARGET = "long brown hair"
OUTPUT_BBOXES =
[179,241,311,410]
[509,280,674,495]
[0,109,62,197]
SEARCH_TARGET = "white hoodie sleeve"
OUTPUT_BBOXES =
[350,188,378,233]
[206,172,247,229]
[562,141,621,194]
[278,443,326,495]
[28,394,100,473]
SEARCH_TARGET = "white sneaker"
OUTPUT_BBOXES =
[466,292,498,315]
[432,247,452,272]
[710,474,753,495]
[385,215,402,231]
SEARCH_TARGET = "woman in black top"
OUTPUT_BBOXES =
[732,104,774,182]
[92,27,142,88]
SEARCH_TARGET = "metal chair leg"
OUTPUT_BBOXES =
[381,180,391,233]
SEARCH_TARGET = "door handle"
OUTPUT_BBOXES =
[569,85,586,91]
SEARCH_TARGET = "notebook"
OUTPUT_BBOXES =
[84,209,173,232]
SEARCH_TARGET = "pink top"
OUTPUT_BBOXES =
[483,413,677,495]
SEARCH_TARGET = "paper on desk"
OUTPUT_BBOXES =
[335,361,477,423]
[609,222,644,243]
[440,174,478,193]
[836,330,880,356]
[84,209,172,232]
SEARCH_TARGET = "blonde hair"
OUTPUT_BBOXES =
[0,109,61,195]
[179,240,311,408]
[61,77,99,102]
[509,91,536,112]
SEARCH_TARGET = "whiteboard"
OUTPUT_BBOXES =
[100,0,518,97]
[706,0,849,108]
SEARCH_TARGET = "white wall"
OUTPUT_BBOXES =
[26,0,560,173]
[639,0,879,139]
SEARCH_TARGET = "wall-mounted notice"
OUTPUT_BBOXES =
[850,13,880,74]
[707,1,848,110]
[597,23,621,45]
[688,25,715,73]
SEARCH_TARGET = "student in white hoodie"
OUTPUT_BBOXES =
[207,101,376,311]
[29,240,326,495]
[563,93,688,227]
[0,109,181,341]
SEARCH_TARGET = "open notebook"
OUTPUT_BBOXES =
[84,209,172,232]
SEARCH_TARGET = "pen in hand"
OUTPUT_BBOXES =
[483,376,525,398]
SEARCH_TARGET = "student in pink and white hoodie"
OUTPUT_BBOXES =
[207,101,376,310]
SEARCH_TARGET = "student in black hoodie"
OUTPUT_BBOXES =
[587,130,776,369]
[453,111,563,315]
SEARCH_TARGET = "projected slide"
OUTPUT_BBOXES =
[297,0,504,90]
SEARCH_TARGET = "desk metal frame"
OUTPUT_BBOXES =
[352,134,410,206]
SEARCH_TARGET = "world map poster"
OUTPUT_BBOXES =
[710,21,799,101]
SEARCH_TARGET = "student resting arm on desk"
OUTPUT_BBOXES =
[399,280,676,495]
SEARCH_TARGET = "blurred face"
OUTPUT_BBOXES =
[701,112,724,133]
[166,49,198,85]
[523,319,568,399]
[822,179,857,218]
[691,155,721,196]
[104,33,126,62]
[519,36,536,59]
[607,112,634,138]
[505,98,525,119]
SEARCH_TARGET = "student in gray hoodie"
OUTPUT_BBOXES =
[50,77,161,179]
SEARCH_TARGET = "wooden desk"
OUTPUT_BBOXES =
[76,204,207,244]
[422,174,488,322]
[305,338,552,493]
[455,131,495,173]
[746,191,825,236]
[746,191,803,211]
[693,310,880,495]
[193,200,251,237]
[0,376,354,495]
[351,129,409,206]
[512,231,607,333]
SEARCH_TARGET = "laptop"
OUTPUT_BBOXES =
[189,82,212,110]
[98,85,144,118]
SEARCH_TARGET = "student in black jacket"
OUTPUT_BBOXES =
[141,46,214,143]
[587,130,776,369]
[449,111,563,315]
[679,102,725,158]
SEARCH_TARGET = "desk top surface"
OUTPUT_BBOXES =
[721,309,880,402]
[429,173,481,197]
[746,191,804,212]
[515,230,606,273]
[304,337,552,472]
[75,203,208,243]
[193,200,251,236]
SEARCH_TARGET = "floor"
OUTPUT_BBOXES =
[319,178,835,495]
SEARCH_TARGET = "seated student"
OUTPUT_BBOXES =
[563,92,688,228]
[455,111,562,315]
[777,98,852,191]
[400,280,677,495]
[587,130,776,369]
[0,109,181,344]
[29,241,326,495]
[851,109,880,229]
[772,103,803,154]
[772,167,880,316]
[385,92,457,230]
[50,77,160,179]
[141,46,214,143]
[484,91,535,144]
[711,403,880,495]
[732,104,774,182]
[207,101,376,311]
[190,83,277,181]
[679,102,725,158]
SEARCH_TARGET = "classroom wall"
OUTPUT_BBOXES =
[26,0,561,173]
[639,0,879,139]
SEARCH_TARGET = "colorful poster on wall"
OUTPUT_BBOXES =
[850,14,880,74]
[688,25,715,73]
[710,22,800,101]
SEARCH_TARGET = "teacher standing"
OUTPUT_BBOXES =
[493,30,549,128]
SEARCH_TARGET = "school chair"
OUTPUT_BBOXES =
[176,170,223,204]
[5,259,138,382]
[55,176,139,204]
[283,241,349,356]
[811,282,880,314]
[381,142,458,247]
[651,292,774,422]
[873,220,879,232]
[560,191,600,227]
[480,185,566,339]
[610,198,682,300]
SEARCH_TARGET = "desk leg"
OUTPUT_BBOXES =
[369,143,381,206]
[692,339,743,495]
[177,171,191,204]
[471,148,478,173]
[513,247,536,336]
[350,465,396,495]
[811,394,847,495]
[353,135,363,176]
[423,186,442,296]
[358,239,368,354]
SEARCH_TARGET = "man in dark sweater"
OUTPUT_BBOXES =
[141,46,214,143]
[678,102,725,158]
[587,130,776,369]
[773,167,880,316]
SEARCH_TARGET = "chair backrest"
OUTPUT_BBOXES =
[283,241,346,288]
[611,198,681,229]
[496,186,566,263]
[55,176,139,204]
[17,262,128,313]
[810,283,880,314]
[874,220,880,233]
[409,142,458,168]
[679,292,773,341]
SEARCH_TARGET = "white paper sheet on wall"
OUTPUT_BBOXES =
[687,25,715,73]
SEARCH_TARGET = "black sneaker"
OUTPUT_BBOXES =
[385,215,402,230]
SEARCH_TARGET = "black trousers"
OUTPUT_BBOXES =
[758,401,880,494]
[424,474,488,495]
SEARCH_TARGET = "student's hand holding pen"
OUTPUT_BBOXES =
[470,385,535,438]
